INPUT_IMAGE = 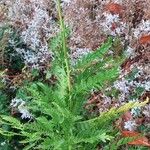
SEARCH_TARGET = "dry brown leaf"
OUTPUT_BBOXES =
[121,131,150,147]
[139,35,150,44]
[105,3,124,14]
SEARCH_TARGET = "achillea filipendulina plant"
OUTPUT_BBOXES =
[0,1,149,149]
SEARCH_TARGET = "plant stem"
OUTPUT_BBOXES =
[56,0,71,95]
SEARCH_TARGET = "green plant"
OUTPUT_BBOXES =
[0,25,25,71]
[0,1,149,149]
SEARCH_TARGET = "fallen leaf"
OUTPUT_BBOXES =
[105,3,124,14]
[139,35,150,44]
[121,131,150,147]
[122,130,139,137]
[128,136,150,146]
[111,22,117,31]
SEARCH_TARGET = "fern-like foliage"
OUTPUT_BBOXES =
[0,1,149,149]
